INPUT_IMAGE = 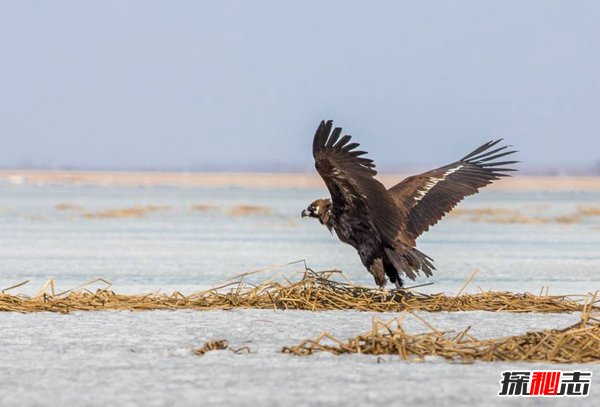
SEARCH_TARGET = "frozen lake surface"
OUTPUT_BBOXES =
[1,184,599,406]
[1,309,598,407]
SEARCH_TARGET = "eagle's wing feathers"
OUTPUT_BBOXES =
[312,120,404,244]
[388,140,518,239]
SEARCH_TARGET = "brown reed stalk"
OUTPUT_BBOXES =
[192,340,229,356]
[1,271,597,314]
[282,296,600,363]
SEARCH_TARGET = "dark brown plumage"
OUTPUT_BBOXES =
[302,120,518,289]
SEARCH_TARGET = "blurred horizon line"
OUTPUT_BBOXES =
[1,162,600,176]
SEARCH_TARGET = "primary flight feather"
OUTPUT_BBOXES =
[301,120,518,289]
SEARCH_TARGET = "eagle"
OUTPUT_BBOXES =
[301,120,517,289]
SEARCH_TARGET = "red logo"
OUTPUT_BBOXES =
[499,370,592,397]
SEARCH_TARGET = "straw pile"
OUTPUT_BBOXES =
[1,271,596,314]
[282,301,600,363]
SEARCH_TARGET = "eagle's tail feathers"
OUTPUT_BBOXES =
[384,246,435,281]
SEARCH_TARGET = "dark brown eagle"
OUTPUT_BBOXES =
[301,120,517,289]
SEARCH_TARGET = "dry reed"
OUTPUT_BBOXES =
[193,340,229,355]
[82,205,170,219]
[226,205,272,217]
[191,204,218,212]
[451,206,600,225]
[554,214,583,224]
[450,208,514,217]
[470,213,550,224]
[25,215,47,222]
[1,271,596,314]
[577,206,600,216]
[282,296,600,363]
[55,203,85,212]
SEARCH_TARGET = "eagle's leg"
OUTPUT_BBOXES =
[383,256,404,291]
[367,257,387,289]
[366,258,391,302]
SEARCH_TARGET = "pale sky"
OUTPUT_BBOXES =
[1,1,599,173]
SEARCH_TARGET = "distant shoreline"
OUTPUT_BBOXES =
[1,170,599,191]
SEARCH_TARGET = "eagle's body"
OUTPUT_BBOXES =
[329,205,385,281]
[302,120,517,289]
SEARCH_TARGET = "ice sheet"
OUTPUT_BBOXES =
[0,309,597,406]
[0,185,599,406]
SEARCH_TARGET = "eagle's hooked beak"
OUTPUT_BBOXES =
[301,209,308,218]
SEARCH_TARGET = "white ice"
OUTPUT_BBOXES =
[0,185,599,406]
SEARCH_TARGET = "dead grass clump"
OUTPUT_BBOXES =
[226,205,272,217]
[450,208,549,224]
[193,340,229,355]
[577,206,600,216]
[82,205,169,219]
[450,206,600,225]
[257,219,298,228]
[55,203,85,212]
[283,302,600,363]
[554,214,583,224]
[469,213,549,224]
[191,204,218,212]
[450,208,514,217]
[1,272,596,314]
[25,215,46,222]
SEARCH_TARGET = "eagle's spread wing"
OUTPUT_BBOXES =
[313,120,404,244]
[388,139,518,240]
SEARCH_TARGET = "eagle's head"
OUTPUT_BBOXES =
[301,198,332,226]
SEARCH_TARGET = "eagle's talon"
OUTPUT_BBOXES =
[379,287,391,302]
